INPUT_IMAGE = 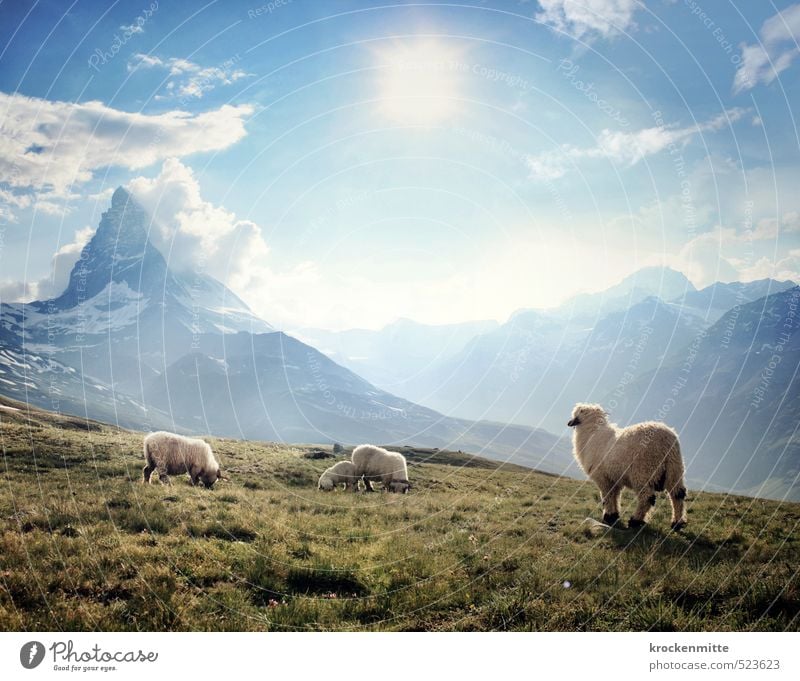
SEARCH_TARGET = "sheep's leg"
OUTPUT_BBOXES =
[189,466,202,486]
[142,464,154,483]
[363,478,374,492]
[668,486,687,531]
[628,488,656,529]
[601,485,622,526]
[155,467,171,485]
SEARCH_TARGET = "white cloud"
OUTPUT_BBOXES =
[526,108,749,180]
[0,91,253,197]
[0,226,93,302]
[129,53,251,99]
[125,158,338,328]
[671,215,800,287]
[0,187,32,222]
[127,158,270,290]
[34,199,73,217]
[536,0,640,40]
[0,187,32,209]
[87,187,116,203]
[733,4,800,93]
[129,53,162,68]
[119,22,144,35]
[0,280,37,303]
[752,211,800,240]
[735,251,800,282]
[673,227,743,285]
[47,226,95,295]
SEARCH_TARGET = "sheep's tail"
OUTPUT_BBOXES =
[143,436,155,466]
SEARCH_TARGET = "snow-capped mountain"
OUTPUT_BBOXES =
[1,188,271,389]
[49,186,270,335]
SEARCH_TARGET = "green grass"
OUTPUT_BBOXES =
[0,396,798,631]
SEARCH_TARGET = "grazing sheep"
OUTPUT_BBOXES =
[142,431,226,488]
[568,404,687,530]
[318,460,359,491]
[351,445,411,493]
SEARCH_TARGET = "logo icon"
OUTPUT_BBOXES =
[20,641,45,669]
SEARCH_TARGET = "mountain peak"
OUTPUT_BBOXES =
[618,266,695,291]
[111,186,133,209]
[45,188,272,334]
[94,187,149,252]
[50,187,163,308]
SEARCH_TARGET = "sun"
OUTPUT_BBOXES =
[374,40,462,125]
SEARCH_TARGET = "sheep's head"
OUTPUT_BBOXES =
[388,479,411,494]
[202,467,227,489]
[568,403,608,428]
[318,475,335,491]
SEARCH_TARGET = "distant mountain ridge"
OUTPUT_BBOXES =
[295,317,499,402]
[543,266,697,322]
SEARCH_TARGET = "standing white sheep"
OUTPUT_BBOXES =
[318,460,359,491]
[143,431,226,488]
[351,445,411,493]
[568,404,687,530]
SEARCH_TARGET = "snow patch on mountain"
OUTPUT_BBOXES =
[25,281,146,336]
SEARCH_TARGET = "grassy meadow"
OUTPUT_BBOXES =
[0,396,798,632]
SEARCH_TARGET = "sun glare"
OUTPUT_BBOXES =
[375,41,462,125]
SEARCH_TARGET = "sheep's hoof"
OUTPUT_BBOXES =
[628,518,646,529]
[602,512,620,526]
[671,520,687,532]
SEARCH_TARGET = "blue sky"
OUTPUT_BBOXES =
[1,0,799,330]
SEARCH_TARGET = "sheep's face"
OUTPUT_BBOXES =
[318,476,335,491]
[568,403,608,428]
[201,467,223,489]
[388,480,411,494]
